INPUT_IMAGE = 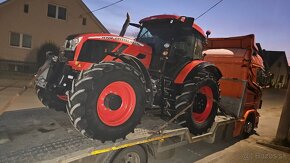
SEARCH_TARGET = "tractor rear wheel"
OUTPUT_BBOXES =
[67,62,146,141]
[35,86,66,112]
[175,70,220,135]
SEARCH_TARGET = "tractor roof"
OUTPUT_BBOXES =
[139,14,205,37]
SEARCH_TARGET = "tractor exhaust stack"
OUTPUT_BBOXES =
[119,13,130,37]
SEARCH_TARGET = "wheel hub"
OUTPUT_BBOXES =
[124,152,141,163]
[104,93,122,110]
[192,86,214,123]
[97,81,136,126]
[194,93,208,113]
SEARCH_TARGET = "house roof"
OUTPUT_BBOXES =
[0,0,10,6]
[0,0,109,33]
[77,0,109,33]
[262,50,288,67]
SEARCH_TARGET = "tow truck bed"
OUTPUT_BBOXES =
[0,108,234,163]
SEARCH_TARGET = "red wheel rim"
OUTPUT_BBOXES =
[57,95,68,101]
[97,81,136,126]
[192,86,213,123]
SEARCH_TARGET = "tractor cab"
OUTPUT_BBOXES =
[135,15,206,77]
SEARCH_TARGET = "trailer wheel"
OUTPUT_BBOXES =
[67,62,146,141]
[175,70,219,135]
[35,86,66,112]
[107,145,147,163]
[242,114,255,138]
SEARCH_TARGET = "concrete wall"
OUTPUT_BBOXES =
[0,0,107,63]
[270,56,289,88]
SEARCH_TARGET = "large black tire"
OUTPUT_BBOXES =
[35,86,66,112]
[67,62,146,141]
[175,70,220,135]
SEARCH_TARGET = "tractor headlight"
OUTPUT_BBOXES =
[65,37,83,51]
[162,43,170,56]
[162,50,169,56]
[164,43,170,48]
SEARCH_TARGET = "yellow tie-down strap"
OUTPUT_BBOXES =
[90,134,171,155]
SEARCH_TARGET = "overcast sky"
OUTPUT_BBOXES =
[83,0,290,64]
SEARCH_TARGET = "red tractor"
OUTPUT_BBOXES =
[35,14,222,141]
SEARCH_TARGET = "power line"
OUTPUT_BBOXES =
[196,0,224,20]
[90,0,125,13]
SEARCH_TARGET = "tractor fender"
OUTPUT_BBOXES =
[174,61,222,84]
[118,54,154,108]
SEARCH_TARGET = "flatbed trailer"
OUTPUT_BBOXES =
[0,109,235,163]
[0,78,248,163]
[0,34,264,163]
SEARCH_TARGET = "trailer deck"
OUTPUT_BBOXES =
[0,107,234,163]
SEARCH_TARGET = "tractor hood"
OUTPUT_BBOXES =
[65,33,152,70]
[82,33,145,46]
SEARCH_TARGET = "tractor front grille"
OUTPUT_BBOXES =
[77,40,119,63]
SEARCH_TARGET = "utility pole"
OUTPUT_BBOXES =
[275,81,290,145]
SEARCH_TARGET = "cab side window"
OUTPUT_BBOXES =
[193,35,203,59]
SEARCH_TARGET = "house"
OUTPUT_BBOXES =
[0,0,108,72]
[262,50,289,88]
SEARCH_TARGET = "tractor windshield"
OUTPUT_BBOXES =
[136,19,205,61]
[137,20,174,60]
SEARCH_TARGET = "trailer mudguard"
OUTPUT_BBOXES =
[233,109,258,137]
[174,60,222,84]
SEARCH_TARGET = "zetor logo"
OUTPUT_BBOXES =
[89,36,144,46]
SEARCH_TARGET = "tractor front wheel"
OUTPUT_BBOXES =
[67,62,146,141]
[35,86,66,112]
[175,70,220,135]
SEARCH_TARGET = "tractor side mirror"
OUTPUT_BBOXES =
[206,30,211,38]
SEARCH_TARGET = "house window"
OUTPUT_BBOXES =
[58,7,66,20]
[82,18,87,25]
[24,4,29,13]
[47,4,56,18]
[22,34,32,48]
[10,32,20,47]
[47,4,66,20]
[10,32,32,48]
